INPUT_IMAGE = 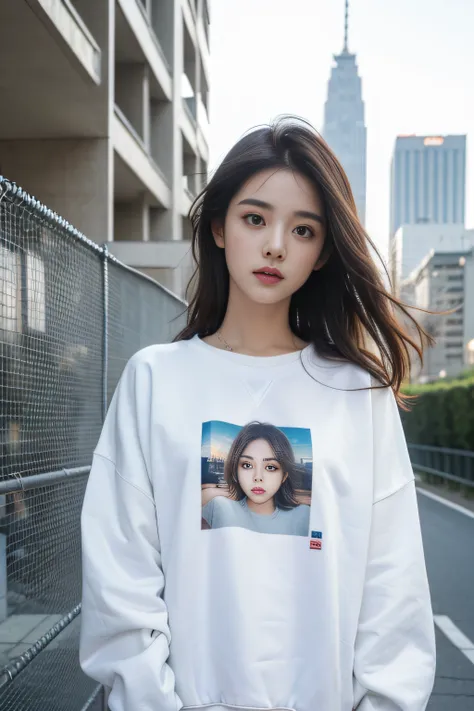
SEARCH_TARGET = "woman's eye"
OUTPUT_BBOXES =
[294,225,314,238]
[244,213,264,227]
[266,465,277,472]
[241,462,252,469]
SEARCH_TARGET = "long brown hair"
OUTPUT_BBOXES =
[174,115,432,407]
[224,422,302,510]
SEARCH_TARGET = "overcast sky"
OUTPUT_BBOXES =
[208,0,474,261]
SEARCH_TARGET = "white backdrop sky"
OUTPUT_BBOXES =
[208,0,474,261]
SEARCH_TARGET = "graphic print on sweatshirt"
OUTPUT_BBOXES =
[201,420,313,536]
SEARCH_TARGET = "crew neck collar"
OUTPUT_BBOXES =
[241,498,280,519]
[189,333,312,369]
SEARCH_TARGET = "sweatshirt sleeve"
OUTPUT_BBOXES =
[79,353,182,711]
[352,384,436,711]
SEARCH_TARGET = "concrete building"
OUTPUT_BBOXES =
[393,224,474,293]
[401,247,474,383]
[388,133,466,280]
[322,0,367,226]
[0,0,210,298]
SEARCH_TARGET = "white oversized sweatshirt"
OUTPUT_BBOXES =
[79,335,436,711]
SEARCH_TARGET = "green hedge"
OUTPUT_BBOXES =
[401,372,474,451]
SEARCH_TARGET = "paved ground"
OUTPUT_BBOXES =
[0,614,63,668]
[416,475,474,513]
[417,485,474,710]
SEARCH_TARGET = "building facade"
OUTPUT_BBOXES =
[0,0,210,298]
[401,247,474,383]
[389,134,466,281]
[394,224,473,291]
[322,0,367,226]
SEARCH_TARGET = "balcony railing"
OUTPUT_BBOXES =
[56,0,102,82]
[114,104,169,187]
[197,95,210,142]
[135,0,172,74]
[183,96,197,124]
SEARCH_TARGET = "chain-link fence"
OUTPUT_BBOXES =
[0,177,188,710]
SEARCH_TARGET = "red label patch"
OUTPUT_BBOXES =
[310,539,322,550]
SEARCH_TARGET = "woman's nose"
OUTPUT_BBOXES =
[253,468,263,482]
[263,227,286,260]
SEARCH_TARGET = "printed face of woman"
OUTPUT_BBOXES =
[212,168,327,306]
[238,438,288,514]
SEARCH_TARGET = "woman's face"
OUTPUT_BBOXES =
[212,167,327,305]
[237,438,288,506]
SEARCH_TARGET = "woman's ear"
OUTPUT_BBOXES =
[282,472,289,483]
[211,219,225,248]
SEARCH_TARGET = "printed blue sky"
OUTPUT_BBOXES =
[209,0,474,263]
[202,420,240,459]
[202,421,313,462]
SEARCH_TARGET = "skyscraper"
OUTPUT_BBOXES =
[322,0,367,226]
[389,134,466,286]
[390,134,466,237]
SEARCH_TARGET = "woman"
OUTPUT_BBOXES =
[202,421,311,535]
[79,116,436,711]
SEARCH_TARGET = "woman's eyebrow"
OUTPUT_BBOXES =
[237,198,324,225]
[237,198,272,211]
[295,209,325,225]
[240,455,278,462]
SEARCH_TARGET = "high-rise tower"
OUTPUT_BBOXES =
[322,0,367,226]
[389,134,466,237]
[388,133,467,287]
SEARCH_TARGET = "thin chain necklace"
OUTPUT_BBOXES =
[216,330,233,351]
[216,329,302,354]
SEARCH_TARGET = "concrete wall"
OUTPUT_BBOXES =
[114,199,148,242]
[169,0,184,242]
[0,138,111,242]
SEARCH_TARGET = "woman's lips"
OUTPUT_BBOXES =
[254,273,282,285]
[251,487,266,495]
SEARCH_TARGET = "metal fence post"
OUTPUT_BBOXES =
[0,532,7,623]
[102,686,110,711]
[100,243,110,710]
[102,243,109,421]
